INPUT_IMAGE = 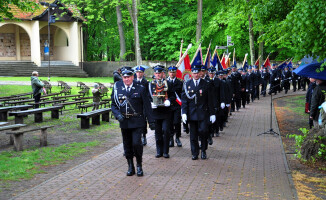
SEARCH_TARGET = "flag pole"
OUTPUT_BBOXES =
[179,39,184,59]
[203,39,212,67]
[232,48,235,66]
[190,42,201,65]
[176,43,192,68]
[242,53,248,68]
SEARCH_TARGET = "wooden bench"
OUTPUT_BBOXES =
[57,81,67,88]
[52,94,82,100]
[0,124,27,145]
[9,106,63,124]
[41,80,52,93]
[0,122,9,126]
[78,101,109,113]
[6,125,54,151]
[0,105,34,121]
[78,85,90,97]
[0,96,29,103]
[77,108,111,129]
[77,82,86,88]
[42,92,61,98]
[4,97,48,106]
[28,99,67,108]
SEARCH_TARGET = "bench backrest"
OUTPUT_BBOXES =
[0,124,26,131]
[77,108,111,118]
[9,106,63,116]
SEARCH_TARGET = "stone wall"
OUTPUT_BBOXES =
[82,60,178,77]
[0,33,16,57]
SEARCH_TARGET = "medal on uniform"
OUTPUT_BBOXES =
[199,89,202,96]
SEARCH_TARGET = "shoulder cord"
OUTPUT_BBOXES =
[183,81,196,100]
[113,82,127,107]
[148,81,153,99]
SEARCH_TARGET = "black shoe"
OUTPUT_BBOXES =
[201,151,207,159]
[155,154,163,158]
[163,153,170,158]
[220,126,223,131]
[142,136,147,146]
[230,112,232,116]
[208,136,213,145]
[192,155,198,160]
[136,165,143,177]
[175,137,182,147]
[169,137,174,147]
[127,159,135,176]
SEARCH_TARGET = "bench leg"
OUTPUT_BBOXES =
[0,111,8,121]
[81,118,90,129]
[35,113,43,123]
[9,135,14,145]
[102,113,110,122]
[13,133,23,151]
[40,129,48,146]
[51,110,59,119]
[92,115,100,125]
[15,116,24,124]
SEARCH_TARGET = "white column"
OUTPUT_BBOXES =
[15,26,21,61]
[30,21,41,66]
[69,22,79,66]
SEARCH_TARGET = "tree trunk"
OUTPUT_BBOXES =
[248,14,255,66]
[259,31,264,69]
[196,0,203,43]
[116,2,126,61]
[131,0,142,65]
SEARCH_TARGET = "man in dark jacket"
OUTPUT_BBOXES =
[309,79,326,128]
[134,66,149,146]
[246,66,255,102]
[111,67,154,177]
[181,65,215,160]
[113,68,122,83]
[149,65,174,158]
[31,71,44,108]
[167,66,183,147]
[260,67,270,97]
[282,66,292,94]
[253,66,261,100]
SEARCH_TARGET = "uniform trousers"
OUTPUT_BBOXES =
[155,118,171,155]
[189,120,208,156]
[261,82,267,96]
[170,109,181,138]
[34,93,41,108]
[240,90,247,107]
[121,128,143,159]
[254,85,260,100]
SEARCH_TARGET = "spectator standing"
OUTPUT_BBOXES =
[31,71,44,108]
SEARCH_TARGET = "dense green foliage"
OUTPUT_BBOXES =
[1,0,325,63]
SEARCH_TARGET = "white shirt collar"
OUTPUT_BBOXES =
[193,78,200,85]
[124,83,133,90]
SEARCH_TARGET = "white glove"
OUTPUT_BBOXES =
[246,89,248,92]
[164,100,170,107]
[210,115,216,124]
[226,104,230,107]
[182,114,187,124]
[151,102,157,109]
[274,78,278,81]
[221,103,225,109]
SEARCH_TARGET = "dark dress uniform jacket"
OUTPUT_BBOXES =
[310,82,326,120]
[181,79,215,121]
[167,78,183,111]
[111,80,153,129]
[246,73,255,90]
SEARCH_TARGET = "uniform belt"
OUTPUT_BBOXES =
[122,113,141,118]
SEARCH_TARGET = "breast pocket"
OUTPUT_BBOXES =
[131,93,141,99]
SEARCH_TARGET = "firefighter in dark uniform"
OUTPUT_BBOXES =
[217,71,228,131]
[282,66,292,94]
[238,68,247,108]
[181,65,215,160]
[269,64,280,95]
[111,67,155,177]
[292,67,299,92]
[246,66,255,102]
[253,66,261,100]
[149,65,173,158]
[260,67,270,97]
[231,65,241,111]
[167,66,183,147]
[211,68,225,137]
[134,66,149,146]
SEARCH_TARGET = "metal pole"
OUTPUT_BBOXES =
[48,6,51,81]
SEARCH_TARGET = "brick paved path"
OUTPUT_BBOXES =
[12,91,301,200]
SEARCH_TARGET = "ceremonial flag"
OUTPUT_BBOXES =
[263,54,271,69]
[204,40,212,68]
[243,61,249,71]
[278,59,289,70]
[286,58,293,69]
[176,43,192,80]
[254,55,261,68]
[210,47,223,71]
[221,53,227,69]
[242,53,248,70]
[191,43,203,67]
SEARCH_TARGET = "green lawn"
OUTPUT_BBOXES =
[0,76,114,83]
[0,84,117,183]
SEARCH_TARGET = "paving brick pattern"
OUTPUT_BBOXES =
[12,91,302,200]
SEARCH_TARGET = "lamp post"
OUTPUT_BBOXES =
[40,2,57,81]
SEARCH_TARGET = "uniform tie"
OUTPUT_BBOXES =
[127,86,130,93]
[195,80,198,87]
